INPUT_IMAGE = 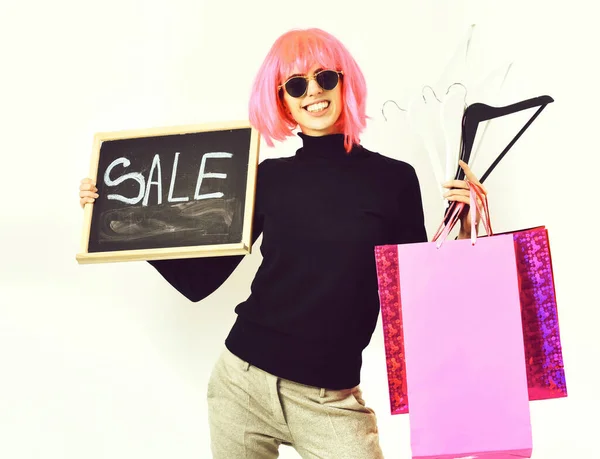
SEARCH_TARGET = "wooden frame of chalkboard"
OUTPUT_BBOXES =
[76,120,260,264]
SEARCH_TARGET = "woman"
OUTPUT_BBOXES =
[79,28,484,459]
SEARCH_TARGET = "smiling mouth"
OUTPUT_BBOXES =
[304,101,330,113]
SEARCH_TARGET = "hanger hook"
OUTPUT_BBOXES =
[381,99,406,121]
[445,82,468,106]
[421,85,442,103]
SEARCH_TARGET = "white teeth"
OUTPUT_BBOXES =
[306,101,329,112]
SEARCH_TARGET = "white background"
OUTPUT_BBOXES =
[1,0,598,457]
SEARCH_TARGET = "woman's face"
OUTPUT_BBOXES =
[281,64,343,137]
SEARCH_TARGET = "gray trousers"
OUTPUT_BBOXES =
[207,347,384,459]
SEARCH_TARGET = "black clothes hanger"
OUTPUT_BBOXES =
[444,94,554,226]
[456,95,554,182]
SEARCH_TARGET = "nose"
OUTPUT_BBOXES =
[306,77,323,97]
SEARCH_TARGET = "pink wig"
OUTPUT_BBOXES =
[248,28,367,152]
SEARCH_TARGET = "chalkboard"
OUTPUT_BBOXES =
[76,121,260,264]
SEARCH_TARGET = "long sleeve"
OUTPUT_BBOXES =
[397,164,428,244]
[147,160,268,303]
[148,252,248,303]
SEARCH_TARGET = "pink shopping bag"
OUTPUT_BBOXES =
[397,235,533,459]
[389,182,532,458]
[375,226,567,415]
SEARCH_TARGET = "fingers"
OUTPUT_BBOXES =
[80,197,96,208]
[443,188,470,199]
[444,188,484,207]
[442,179,469,190]
[458,160,488,194]
[80,183,98,192]
[442,161,488,195]
[445,194,471,206]
[79,190,99,199]
[80,178,97,192]
[79,177,98,208]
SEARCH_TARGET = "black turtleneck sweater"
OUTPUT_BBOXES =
[149,133,427,390]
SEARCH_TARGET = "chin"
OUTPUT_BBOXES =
[303,118,337,134]
[309,124,335,133]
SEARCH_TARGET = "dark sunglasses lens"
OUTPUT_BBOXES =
[285,77,308,98]
[317,71,340,90]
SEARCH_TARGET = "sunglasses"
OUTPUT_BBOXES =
[278,69,343,98]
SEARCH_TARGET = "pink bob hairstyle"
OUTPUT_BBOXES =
[248,28,367,153]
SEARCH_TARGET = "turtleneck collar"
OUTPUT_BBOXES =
[295,132,366,159]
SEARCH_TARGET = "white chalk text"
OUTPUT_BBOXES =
[104,152,233,206]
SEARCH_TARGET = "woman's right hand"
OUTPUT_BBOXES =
[79,178,99,208]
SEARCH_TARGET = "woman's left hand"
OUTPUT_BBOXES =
[442,160,487,239]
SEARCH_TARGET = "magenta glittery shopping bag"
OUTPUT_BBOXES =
[391,233,533,458]
[374,225,567,416]
[505,226,567,401]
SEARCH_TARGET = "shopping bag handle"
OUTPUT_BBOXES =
[431,181,493,248]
